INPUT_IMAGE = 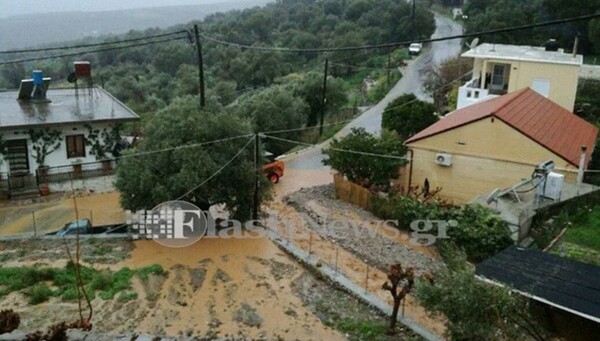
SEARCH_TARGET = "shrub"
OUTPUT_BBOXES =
[117,291,138,302]
[444,204,513,262]
[28,282,53,305]
[323,128,407,190]
[372,195,512,262]
[136,265,165,282]
[415,245,550,341]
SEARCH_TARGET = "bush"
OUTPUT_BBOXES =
[136,265,165,282]
[444,204,513,263]
[28,283,53,305]
[372,195,512,262]
[382,94,438,139]
[415,245,550,341]
[323,128,407,190]
[116,291,138,302]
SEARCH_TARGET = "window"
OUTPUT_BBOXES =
[531,78,550,97]
[66,135,85,158]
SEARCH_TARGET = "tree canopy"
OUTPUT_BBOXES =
[231,85,309,156]
[115,96,270,220]
[463,0,600,55]
[382,94,438,140]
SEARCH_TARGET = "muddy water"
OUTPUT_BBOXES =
[0,192,124,237]
[273,168,333,200]
[125,239,344,340]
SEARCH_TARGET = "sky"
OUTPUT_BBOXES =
[0,0,234,18]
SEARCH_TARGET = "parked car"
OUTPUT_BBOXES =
[53,219,92,236]
[47,219,127,236]
[408,43,423,55]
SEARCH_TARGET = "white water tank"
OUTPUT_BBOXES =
[543,172,564,200]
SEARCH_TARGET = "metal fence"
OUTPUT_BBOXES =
[0,159,116,200]
[38,159,116,185]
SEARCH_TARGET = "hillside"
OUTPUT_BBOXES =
[0,0,270,50]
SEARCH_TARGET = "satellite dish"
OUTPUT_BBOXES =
[465,38,480,50]
[67,72,77,83]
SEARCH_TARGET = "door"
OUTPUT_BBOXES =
[5,139,30,174]
[490,65,506,93]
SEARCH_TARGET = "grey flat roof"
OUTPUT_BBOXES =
[462,43,583,66]
[0,87,139,130]
[476,246,600,323]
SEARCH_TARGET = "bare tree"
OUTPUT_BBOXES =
[382,263,415,333]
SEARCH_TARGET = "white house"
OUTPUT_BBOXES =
[457,42,582,111]
[0,71,138,197]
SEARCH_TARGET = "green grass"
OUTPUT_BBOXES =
[0,263,165,305]
[336,319,389,340]
[135,264,165,282]
[563,205,600,250]
[28,282,53,305]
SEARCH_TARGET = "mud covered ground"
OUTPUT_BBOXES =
[0,237,422,340]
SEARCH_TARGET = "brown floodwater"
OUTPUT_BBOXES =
[125,238,345,340]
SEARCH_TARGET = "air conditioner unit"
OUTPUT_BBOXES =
[543,172,564,200]
[435,153,453,166]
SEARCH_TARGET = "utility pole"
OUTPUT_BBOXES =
[253,133,260,221]
[411,0,416,40]
[387,54,391,87]
[193,24,206,109]
[320,58,329,136]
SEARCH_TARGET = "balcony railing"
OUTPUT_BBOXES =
[456,78,497,109]
[37,160,116,185]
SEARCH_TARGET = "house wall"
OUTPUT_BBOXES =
[472,58,579,111]
[404,118,579,204]
[0,122,115,174]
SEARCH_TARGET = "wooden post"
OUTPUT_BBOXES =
[32,212,37,237]
[319,59,329,136]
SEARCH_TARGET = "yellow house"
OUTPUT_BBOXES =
[457,43,582,112]
[403,88,598,204]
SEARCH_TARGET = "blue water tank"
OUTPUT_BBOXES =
[32,70,44,86]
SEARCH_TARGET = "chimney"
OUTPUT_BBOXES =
[544,39,559,52]
[573,35,580,58]
[74,61,92,88]
[577,145,588,194]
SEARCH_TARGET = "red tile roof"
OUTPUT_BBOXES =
[405,88,598,167]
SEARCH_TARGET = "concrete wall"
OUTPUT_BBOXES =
[0,122,115,174]
[471,58,579,111]
[404,118,579,204]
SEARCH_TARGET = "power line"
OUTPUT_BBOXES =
[198,13,600,53]
[262,134,410,160]
[260,119,356,135]
[175,136,255,200]
[0,36,188,66]
[258,68,473,136]
[330,62,400,71]
[115,134,254,161]
[0,30,188,55]
[101,135,255,235]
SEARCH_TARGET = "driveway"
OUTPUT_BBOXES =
[284,13,463,171]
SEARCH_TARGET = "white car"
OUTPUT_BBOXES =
[408,43,423,55]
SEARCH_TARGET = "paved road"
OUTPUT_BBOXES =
[285,13,463,170]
